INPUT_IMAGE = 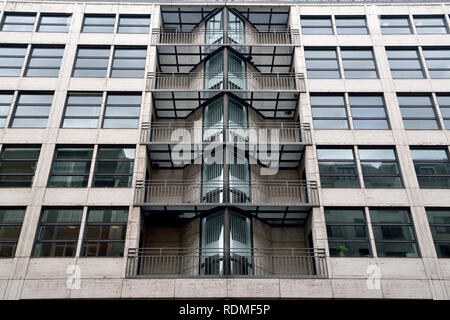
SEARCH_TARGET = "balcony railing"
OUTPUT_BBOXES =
[134,180,319,206]
[152,28,300,45]
[140,122,311,145]
[126,248,328,278]
[147,72,305,92]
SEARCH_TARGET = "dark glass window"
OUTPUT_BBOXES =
[0,146,41,187]
[359,148,403,188]
[341,48,377,79]
[349,94,389,129]
[301,16,333,35]
[103,94,141,128]
[82,14,115,33]
[110,47,146,78]
[422,48,450,79]
[397,94,440,130]
[414,15,448,34]
[0,207,25,258]
[82,207,128,257]
[25,46,65,77]
[37,14,71,32]
[325,208,371,257]
[10,92,53,128]
[33,208,82,257]
[436,94,450,129]
[73,46,110,78]
[48,146,94,188]
[118,15,150,34]
[386,48,424,79]
[93,147,135,187]
[411,148,450,189]
[0,45,27,77]
[317,148,360,188]
[380,16,412,35]
[336,16,368,35]
[370,208,419,258]
[0,92,13,127]
[305,48,340,79]
[62,92,102,128]
[311,94,348,129]
[1,12,36,32]
[426,209,450,258]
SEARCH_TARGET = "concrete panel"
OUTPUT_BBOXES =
[381,279,432,299]
[438,259,450,279]
[331,279,383,299]
[69,279,123,299]
[329,258,377,278]
[75,258,123,279]
[353,130,395,145]
[377,259,428,280]
[56,129,99,144]
[86,189,133,205]
[21,279,71,299]
[0,259,16,280]
[0,280,7,300]
[320,189,366,206]
[175,279,227,298]
[227,279,279,298]
[43,188,89,205]
[25,258,77,279]
[364,189,410,206]
[121,279,175,298]
[405,130,448,146]
[279,279,333,298]
[0,189,32,206]
[421,190,450,207]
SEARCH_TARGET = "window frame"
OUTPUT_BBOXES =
[92,146,136,188]
[317,147,360,188]
[397,93,441,130]
[379,15,413,35]
[422,47,450,79]
[305,47,341,79]
[349,93,390,130]
[61,92,103,129]
[0,44,27,77]
[335,16,369,35]
[0,12,37,32]
[117,14,150,34]
[0,207,26,258]
[413,15,448,35]
[436,94,450,129]
[102,93,141,129]
[37,13,71,33]
[340,47,378,79]
[410,147,450,189]
[9,91,54,128]
[82,13,116,33]
[426,208,450,258]
[0,145,41,188]
[386,47,425,79]
[110,46,147,78]
[24,45,65,77]
[300,15,334,35]
[310,93,349,130]
[72,46,111,78]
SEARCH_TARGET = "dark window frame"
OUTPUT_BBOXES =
[349,93,390,130]
[92,145,135,188]
[340,47,378,79]
[0,207,26,258]
[37,13,71,33]
[82,13,116,33]
[379,15,413,35]
[386,47,425,79]
[397,93,441,130]
[310,93,349,130]
[426,208,450,258]
[101,92,141,129]
[300,15,334,35]
[9,91,54,128]
[422,47,450,79]
[117,14,150,34]
[413,15,448,35]
[24,45,65,77]
[335,16,369,35]
[1,12,36,32]
[0,44,27,77]
[72,45,111,78]
[317,147,360,188]
[110,46,147,78]
[60,91,103,128]
[0,144,41,188]
[305,47,341,79]
[410,147,450,189]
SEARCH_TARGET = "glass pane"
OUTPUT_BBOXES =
[49,175,89,188]
[327,225,367,239]
[411,149,448,160]
[363,176,403,188]
[0,208,25,223]
[313,119,348,129]
[93,175,132,187]
[317,149,354,160]
[359,149,396,160]
[88,208,128,223]
[97,148,135,160]
[37,225,80,240]
[370,209,411,224]
[41,208,82,223]
[328,242,371,257]
[325,209,365,223]
[320,175,359,188]
[375,242,419,257]
[33,242,77,257]
[426,209,450,224]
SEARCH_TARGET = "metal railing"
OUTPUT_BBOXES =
[152,28,300,45]
[140,122,311,145]
[134,180,319,206]
[147,72,305,92]
[126,247,327,278]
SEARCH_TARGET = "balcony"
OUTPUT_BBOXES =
[125,248,327,278]
[147,72,305,92]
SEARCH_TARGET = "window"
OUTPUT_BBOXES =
[317,148,359,188]
[410,148,450,189]
[0,45,27,76]
[325,208,371,257]
[118,14,150,34]
[380,16,412,34]
[25,46,65,77]
[93,147,135,187]
[1,12,36,32]
[103,94,141,128]
[82,14,115,33]
[422,48,450,78]
[426,209,450,258]
[397,95,440,129]
[37,14,71,32]
[305,48,340,79]
[0,146,41,187]
[359,148,403,188]
[301,16,333,35]
[386,48,424,79]
[0,92,13,127]
[336,16,368,35]
[33,208,82,257]
[0,208,25,258]
[349,94,389,129]
[311,95,348,129]
[62,92,102,128]
[436,94,450,129]
[48,146,94,187]
[370,208,419,257]
[10,92,54,128]
[73,47,110,78]
[110,47,146,78]
[341,48,377,78]
[413,15,448,34]
[82,208,128,257]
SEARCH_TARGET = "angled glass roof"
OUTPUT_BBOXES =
[231,7,290,32]
[161,7,217,31]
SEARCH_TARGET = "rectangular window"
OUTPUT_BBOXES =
[422,48,450,78]
[37,14,71,32]
[82,207,128,257]
[426,209,450,258]
[25,46,65,77]
[0,92,13,127]
[110,47,146,78]
[413,15,448,34]
[335,16,368,35]
[0,45,27,77]
[10,92,53,128]
[301,16,333,35]
[33,208,82,257]
[410,148,450,189]
[397,94,440,129]
[317,148,359,188]
[93,147,135,187]
[325,208,371,257]
[0,146,41,187]
[1,12,36,32]
[0,208,25,258]
[48,146,94,188]
[118,15,150,34]
[82,14,115,33]
[103,94,141,128]
[311,94,348,129]
[341,48,377,79]
[349,94,389,129]
[370,208,419,257]
[305,48,340,79]
[386,48,424,79]
[62,92,102,128]
[380,16,412,35]
[359,148,403,188]
[436,94,450,129]
[73,46,110,78]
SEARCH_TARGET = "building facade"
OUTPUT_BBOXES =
[0,0,449,300]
